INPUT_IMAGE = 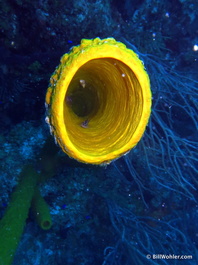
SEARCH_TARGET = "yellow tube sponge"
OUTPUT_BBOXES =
[45,38,152,164]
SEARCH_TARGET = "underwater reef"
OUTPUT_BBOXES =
[0,0,198,264]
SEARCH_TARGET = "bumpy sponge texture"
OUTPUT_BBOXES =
[46,38,151,164]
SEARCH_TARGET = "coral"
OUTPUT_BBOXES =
[103,201,196,265]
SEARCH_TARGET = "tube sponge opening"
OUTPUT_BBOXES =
[31,188,52,230]
[45,38,151,164]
